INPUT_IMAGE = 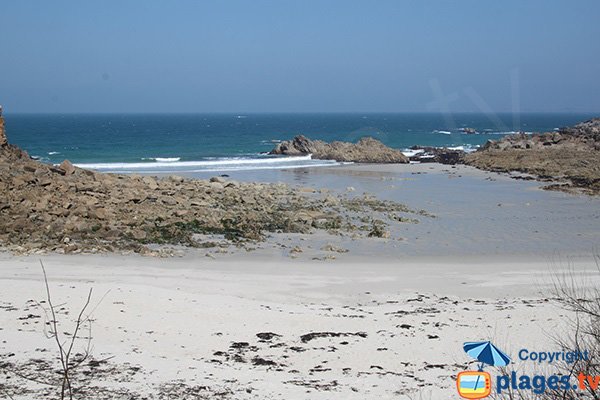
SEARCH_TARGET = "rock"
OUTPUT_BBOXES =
[559,118,600,141]
[465,118,600,194]
[161,197,177,206]
[59,160,76,175]
[407,146,465,165]
[142,176,159,190]
[89,207,108,220]
[270,135,409,163]
[169,175,185,183]
[37,178,53,187]
[210,176,226,183]
[0,117,6,147]
[131,230,147,240]
[209,182,224,191]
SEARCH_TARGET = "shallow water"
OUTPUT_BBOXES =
[181,164,600,257]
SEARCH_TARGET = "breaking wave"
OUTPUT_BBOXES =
[75,154,342,173]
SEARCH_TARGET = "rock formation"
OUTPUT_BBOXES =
[270,135,409,163]
[465,118,600,194]
[0,116,7,147]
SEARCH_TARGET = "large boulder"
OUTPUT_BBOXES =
[270,135,409,163]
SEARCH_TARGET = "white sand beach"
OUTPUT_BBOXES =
[1,250,599,399]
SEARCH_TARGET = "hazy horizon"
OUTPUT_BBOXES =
[1,1,599,114]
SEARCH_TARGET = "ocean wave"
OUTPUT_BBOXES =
[141,157,181,162]
[261,139,282,144]
[432,130,452,135]
[402,144,479,156]
[401,149,425,157]
[75,155,341,173]
[447,145,479,153]
[48,151,61,155]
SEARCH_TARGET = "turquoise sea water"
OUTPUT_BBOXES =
[4,113,596,173]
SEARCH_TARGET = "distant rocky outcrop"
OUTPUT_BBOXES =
[465,118,600,194]
[478,118,600,152]
[559,118,600,141]
[269,135,409,163]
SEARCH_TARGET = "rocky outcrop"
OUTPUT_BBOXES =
[477,119,600,153]
[406,146,465,165]
[559,118,600,141]
[0,119,424,255]
[465,118,600,194]
[270,135,409,163]
[0,117,7,147]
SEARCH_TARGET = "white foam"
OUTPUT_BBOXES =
[141,157,181,162]
[154,157,181,162]
[48,151,60,155]
[402,149,425,157]
[74,154,340,173]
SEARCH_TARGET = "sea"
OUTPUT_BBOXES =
[4,113,596,174]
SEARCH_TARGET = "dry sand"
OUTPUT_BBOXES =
[1,253,599,399]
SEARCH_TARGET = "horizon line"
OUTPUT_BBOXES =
[3,110,599,116]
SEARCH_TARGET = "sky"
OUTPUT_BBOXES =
[1,1,599,113]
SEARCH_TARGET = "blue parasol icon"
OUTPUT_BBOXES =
[463,341,511,369]
[463,341,511,395]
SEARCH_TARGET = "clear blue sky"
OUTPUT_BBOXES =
[1,1,599,113]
